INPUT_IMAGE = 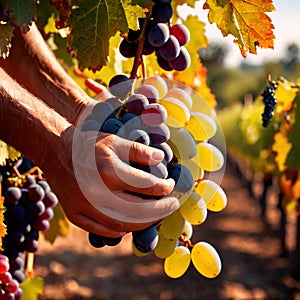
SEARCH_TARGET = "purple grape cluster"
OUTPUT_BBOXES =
[119,0,191,72]
[82,78,194,251]
[0,157,58,298]
[261,83,277,127]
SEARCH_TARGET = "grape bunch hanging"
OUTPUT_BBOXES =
[261,82,277,127]
[0,157,58,299]
[119,0,191,72]
[83,72,226,279]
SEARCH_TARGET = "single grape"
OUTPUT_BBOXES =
[37,180,51,194]
[191,242,222,278]
[135,85,159,104]
[159,35,180,61]
[101,118,125,135]
[88,232,106,248]
[165,88,193,110]
[168,127,197,160]
[148,123,170,144]
[159,97,190,128]
[143,76,168,99]
[126,94,149,115]
[184,112,217,141]
[141,103,167,127]
[109,74,132,99]
[195,179,227,212]
[12,270,26,283]
[5,187,22,205]
[28,184,45,202]
[132,224,158,253]
[179,192,207,225]
[0,255,9,274]
[149,163,168,179]
[128,129,150,145]
[154,233,178,259]
[156,53,173,71]
[170,24,190,46]
[169,47,191,71]
[151,3,173,23]
[43,191,58,208]
[91,101,115,124]
[147,23,170,47]
[196,143,224,172]
[151,142,173,164]
[122,113,143,134]
[119,38,138,58]
[168,163,194,193]
[142,39,155,55]
[164,246,191,278]
[26,200,45,217]
[159,210,185,240]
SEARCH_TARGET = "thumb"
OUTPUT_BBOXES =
[113,136,165,165]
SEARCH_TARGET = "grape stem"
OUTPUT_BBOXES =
[130,13,151,79]
[179,235,194,249]
[26,252,35,278]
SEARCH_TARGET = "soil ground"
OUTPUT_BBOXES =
[35,165,300,300]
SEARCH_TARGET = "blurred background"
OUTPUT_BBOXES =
[34,1,300,299]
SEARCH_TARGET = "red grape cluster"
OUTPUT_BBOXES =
[119,0,191,71]
[0,157,58,299]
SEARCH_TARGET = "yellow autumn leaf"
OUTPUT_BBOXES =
[203,0,276,58]
[274,80,298,114]
[272,131,292,172]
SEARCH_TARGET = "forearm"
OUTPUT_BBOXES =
[0,23,93,125]
[0,67,72,168]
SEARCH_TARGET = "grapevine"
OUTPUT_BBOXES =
[0,0,278,296]
[79,0,226,279]
[0,157,58,298]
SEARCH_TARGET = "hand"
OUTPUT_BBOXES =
[42,126,179,237]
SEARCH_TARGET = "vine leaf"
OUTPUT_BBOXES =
[3,0,37,32]
[0,141,20,165]
[286,96,300,169]
[272,131,292,172]
[20,277,44,300]
[203,0,276,57]
[274,80,298,114]
[69,0,128,71]
[122,0,146,31]
[0,22,14,59]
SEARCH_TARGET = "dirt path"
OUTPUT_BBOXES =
[36,166,300,300]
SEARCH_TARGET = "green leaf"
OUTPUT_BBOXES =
[286,97,300,169]
[43,204,70,243]
[0,22,14,59]
[20,277,44,300]
[130,0,152,8]
[3,0,37,32]
[0,141,20,165]
[83,32,122,86]
[122,0,145,30]
[69,0,128,71]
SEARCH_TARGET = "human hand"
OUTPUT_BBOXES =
[42,126,179,237]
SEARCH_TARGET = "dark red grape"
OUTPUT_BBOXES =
[159,35,180,60]
[170,24,190,46]
[126,94,149,115]
[156,53,173,71]
[168,47,191,71]
[151,3,173,23]
[109,74,132,99]
[119,39,138,58]
[141,103,167,127]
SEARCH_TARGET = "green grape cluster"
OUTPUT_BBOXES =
[129,76,227,279]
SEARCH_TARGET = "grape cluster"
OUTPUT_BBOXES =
[0,157,57,298]
[83,75,226,278]
[119,0,191,72]
[261,83,277,127]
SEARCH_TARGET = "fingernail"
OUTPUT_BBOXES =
[152,150,164,161]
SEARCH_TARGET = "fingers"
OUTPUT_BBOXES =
[113,135,165,165]
[108,158,175,195]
